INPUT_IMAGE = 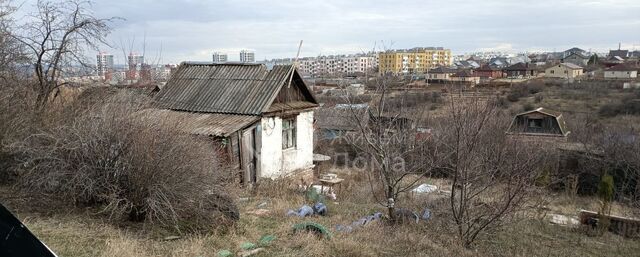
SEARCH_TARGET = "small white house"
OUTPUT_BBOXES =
[545,63,584,79]
[148,63,318,184]
[604,64,638,79]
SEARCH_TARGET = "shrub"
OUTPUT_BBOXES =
[11,91,238,233]
[534,94,543,103]
[522,103,535,112]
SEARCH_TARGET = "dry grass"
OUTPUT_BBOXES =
[3,168,639,257]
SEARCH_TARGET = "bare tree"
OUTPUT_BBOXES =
[0,0,27,79]
[11,0,115,109]
[346,72,437,221]
[437,98,547,247]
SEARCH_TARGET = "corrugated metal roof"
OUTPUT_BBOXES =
[137,108,259,137]
[154,63,296,115]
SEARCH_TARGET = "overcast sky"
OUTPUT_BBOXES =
[18,0,640,64]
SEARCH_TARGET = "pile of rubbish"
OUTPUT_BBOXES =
[335,212,384,232]
[286,202,327,217]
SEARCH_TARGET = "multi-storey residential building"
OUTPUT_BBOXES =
[264,53,377,77]
[126,52,144,80]
[240,50,255,63]
[96,52,114,77]
[378,47,452,75]
[212,52,228,63]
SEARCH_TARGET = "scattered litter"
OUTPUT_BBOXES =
[286,205,315,217]
[247,209,271,216]
[394,208,420,224]
[313,202,328,216]
[239,248,264,257]
[258,235,276,247]
[216,250,233,257]
[549,214,579,226]
[240,242,257,250]
[293,222,332,239]
[311,185,337,200]
[163,236,181,241]
[336,212,383,232]
[256,202,268,208]
[238,197,250,202]
[421,208,431,221]
[439,190,452,195]
[412,184,438,194]
[286,202,328,217]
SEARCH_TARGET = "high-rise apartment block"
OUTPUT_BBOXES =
[96,52,114,77]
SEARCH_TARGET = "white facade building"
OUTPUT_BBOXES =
[240,50,256,63]
[212,52,228,63]
[259,111,314,178]
[96,52,114,77]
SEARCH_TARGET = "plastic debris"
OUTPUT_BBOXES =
[292,222,332,239]
[258,235,276,247]
[412,184,438,194]
[240,242,257,250]
[336,212,383,232]
[549,214,579,226]
[239,248,264,257]
[217,250,233,257]
[286,205,315,217]
[421,208,431,221]
[313,202,328,216]
[286,202,328,217]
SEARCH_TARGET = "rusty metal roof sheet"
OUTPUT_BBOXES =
[138,108,259,137]
[154,63,297,115]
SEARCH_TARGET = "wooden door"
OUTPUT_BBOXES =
[241,127,257,184]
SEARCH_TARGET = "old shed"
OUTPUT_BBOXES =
[149,62,318,184]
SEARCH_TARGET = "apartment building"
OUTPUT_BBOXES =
[266,54,377,77]
[96,52,114,77]
[240,50,256,63]
[378,47,452,75]
[212,52,228,63]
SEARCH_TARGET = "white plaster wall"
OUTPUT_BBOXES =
[259,111,314,178]
[605,71,638,79]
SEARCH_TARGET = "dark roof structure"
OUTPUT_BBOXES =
[428,66,456,74]
[147,63,318,137]
[154,63,317,115]
[563,52,590,60]
[609,50,630,58]
[504,62,535,71]
[606,63,638,71]
[452,70,476,77]
[508,107,570,137]
[475,64,501,71]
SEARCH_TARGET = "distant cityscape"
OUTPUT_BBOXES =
[90,44,640,85]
